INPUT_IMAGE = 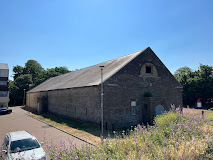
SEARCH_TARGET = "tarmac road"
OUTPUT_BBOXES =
[0,106,87,153]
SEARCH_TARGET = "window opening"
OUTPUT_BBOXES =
[146,66,152,73]
[0,91,7,97]
[131,101,136,115]
[0,81,7,85]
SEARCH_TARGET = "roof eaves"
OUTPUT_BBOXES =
[27,84,100,93]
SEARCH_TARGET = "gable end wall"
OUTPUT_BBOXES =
[103,48,182,129]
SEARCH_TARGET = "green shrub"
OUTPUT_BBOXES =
[143,92,153,97]
[154,111,179,129]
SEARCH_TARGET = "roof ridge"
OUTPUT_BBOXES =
[99,48,148,84]
[77,47,148,71]
[28,47,150,93]
[47,48,148,79]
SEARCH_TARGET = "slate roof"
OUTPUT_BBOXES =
[29,47,149,93]
[0,63,9,70]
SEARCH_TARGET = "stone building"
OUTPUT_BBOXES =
[0,63,9,108]
[26,47,182,129]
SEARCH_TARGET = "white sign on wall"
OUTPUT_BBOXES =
[131,101,136,106]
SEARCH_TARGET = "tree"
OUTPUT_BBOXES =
[194,64,213,104]
[174,64,213,107]
[8,80,20,105]
[199,64,213,79]
[9,60,71,105]
[24,60,44,84]
[45,67,70,79]
[174,66,193,83]
[13,65,24,80]
[14,74,33,90]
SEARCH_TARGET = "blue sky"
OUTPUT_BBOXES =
[0,0,212,80]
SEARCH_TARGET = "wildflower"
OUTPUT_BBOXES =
[75,155,79,159]
[137,124,142,131]
[16,147,20,155]
[134,141,138,146]
[171,104,175,110]
[107,151,110,154]
[16,147,20,152]
[163,147,165,153]
[163,147,167,155]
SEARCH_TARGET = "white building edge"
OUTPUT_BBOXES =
[0,63,9,107]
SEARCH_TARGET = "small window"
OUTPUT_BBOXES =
[140,63,158,77]
[0,81,7,85]
[131,101,136,115]
[146,66,152,73]
[0,91,7,97]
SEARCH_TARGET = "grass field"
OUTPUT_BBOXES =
[37,108,212,159]
[183,107,213,116]
[29,108,213,146]
[29,112,106,145]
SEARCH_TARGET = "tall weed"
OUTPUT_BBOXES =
[40,110,213,159]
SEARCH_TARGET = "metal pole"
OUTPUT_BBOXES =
[28,84,32,110]
[101,68,104,137]
[23,89,26,106]
[99,65,104,139]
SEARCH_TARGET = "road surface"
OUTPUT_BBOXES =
[0,106,87,152]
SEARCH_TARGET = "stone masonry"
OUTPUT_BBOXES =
[26,47,182,129]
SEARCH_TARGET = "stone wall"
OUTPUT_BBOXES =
[26,47,182,129]
[26,92,38,112]
[47,86,101,125]
[26,91,48,113]
[27,86,101,126]
[102,47,182,129]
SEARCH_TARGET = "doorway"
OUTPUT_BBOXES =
[155,105,164,116]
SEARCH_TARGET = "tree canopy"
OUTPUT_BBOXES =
[13,65,24,80]
[9,60,70,105]
[174,64,213,107]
